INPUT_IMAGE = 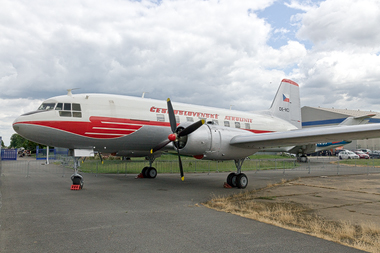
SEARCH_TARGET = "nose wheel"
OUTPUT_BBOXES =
[71,156,84,190]
[71,174,84,189]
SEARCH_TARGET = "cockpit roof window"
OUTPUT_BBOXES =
[38,103,56,111]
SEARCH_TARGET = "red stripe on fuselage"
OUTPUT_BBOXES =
[14,116,170,139]
[15,116,272,139]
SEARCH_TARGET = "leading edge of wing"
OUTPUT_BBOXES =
[230,123,380,149]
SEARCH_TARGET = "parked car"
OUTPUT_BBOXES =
[360,149,372,155]
[338,151,359,160]
[370,151,380,159]
[354,151,370,159]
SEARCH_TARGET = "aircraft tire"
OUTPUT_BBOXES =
[236,173,248,189]
[300,155,308,163]
[227,173,237,187]
[71,175,84,189]
[147,167,157,179]
[142,167,150,178]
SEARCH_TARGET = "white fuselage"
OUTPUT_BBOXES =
[13,93,297,159]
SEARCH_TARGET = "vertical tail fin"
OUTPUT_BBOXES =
[269,79,302,129]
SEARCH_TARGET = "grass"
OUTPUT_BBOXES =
[337,158,380,167]
[204,180,380,253]
[68,154,298,174]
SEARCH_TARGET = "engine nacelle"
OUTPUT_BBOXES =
[177,123,258,160]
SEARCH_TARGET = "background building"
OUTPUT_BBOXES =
[301,106,380,151]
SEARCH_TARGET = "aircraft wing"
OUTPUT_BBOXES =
[230,123,380,149]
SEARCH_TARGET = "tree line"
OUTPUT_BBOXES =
[6,134,45,152]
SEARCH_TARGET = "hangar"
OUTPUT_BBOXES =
[301,106,380,151]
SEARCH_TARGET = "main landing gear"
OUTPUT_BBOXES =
[71,157,84,189]
[137,155,157,179]
[297,154,308,163]
[225,159,248,189]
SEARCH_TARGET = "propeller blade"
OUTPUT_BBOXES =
[150,139,171,154]
[178,119,205,137]
[167,98,177,133]
[177,148,184,181]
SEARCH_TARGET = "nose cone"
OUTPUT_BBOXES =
[12,113,42,143]
[12,116,22,134]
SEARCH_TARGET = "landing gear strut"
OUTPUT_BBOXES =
[226,159,248,189]
[138,155,157,179]
[71,157,84,189]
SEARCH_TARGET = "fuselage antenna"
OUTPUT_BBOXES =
[67,88,80,96]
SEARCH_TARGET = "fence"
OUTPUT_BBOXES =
[36,147,69,160]
[1,149,18,160]
[3,156,380,178]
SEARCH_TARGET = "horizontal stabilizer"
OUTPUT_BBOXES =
[339,114,376,126]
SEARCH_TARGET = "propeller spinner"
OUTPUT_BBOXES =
[151,98,205,181]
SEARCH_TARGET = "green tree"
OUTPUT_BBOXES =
[1,139,4,148]
[10,134,24,148]
[9,134,44,152]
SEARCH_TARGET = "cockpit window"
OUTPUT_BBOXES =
[56,103,82,118]
[63,103,71,111]
[72,103,81,111]
[38,103,56,111]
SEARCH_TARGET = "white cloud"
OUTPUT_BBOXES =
[1,0,380,145]
[297,0,380,51]
[288,0,380,112]
[0,98,42,147]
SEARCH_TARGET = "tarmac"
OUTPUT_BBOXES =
[1,157,377,252]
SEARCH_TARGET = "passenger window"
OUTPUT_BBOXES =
[224,121,230,127]
[157,114,165,122]
[186,117,194,122]
[245,123,250,129]
[175,116,180,124]
[64,103,71,111]
[235,122,240,128]
[212,120,219,125]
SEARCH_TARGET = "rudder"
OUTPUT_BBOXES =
[269,79,302,129]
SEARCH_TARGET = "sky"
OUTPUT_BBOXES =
[1,0,380,146]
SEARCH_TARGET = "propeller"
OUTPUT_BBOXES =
[151,98,205,181]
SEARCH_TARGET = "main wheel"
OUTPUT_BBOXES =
[236,173,248,189]
[227,173,237,187]
[142,167,150,178]
[299,155,308,163]
[146,167,157,179]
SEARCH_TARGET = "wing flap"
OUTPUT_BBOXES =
[230,124,380,149]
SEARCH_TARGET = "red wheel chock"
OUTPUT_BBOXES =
[71,185,81,190]
[223,182,233,188]
[135,173,144,179]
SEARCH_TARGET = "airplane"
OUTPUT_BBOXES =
[12,79,380,189]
